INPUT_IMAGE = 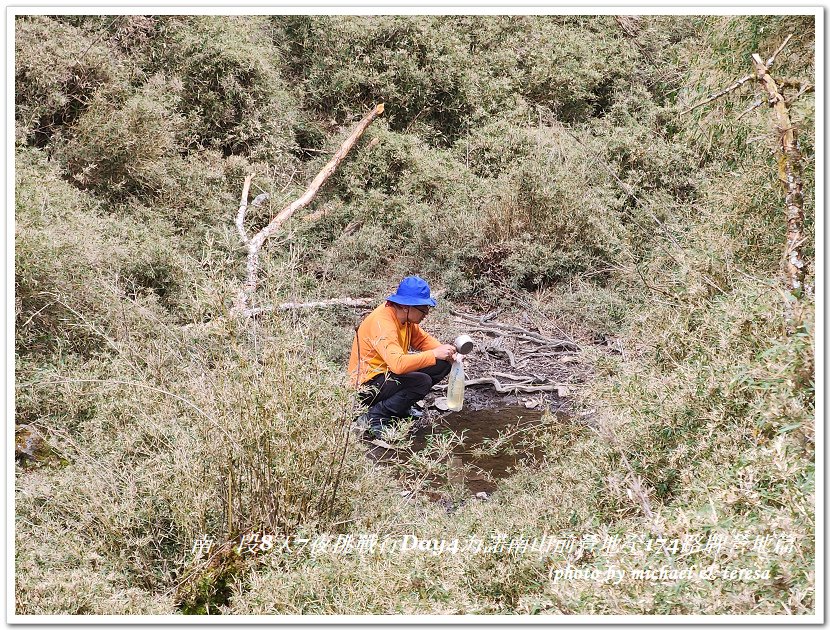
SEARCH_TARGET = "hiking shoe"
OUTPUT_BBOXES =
[407,406,424,419]
[367,421,386,440]
[351,414,370,437]
[365,416,393,440]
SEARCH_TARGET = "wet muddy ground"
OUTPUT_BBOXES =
[363,404,568,500]
[411,406,546,494]
[421,308,600,416]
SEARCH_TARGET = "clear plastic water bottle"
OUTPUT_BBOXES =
[446,356,465,411]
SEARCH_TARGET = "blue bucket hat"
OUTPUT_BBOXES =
[387,276,437,307]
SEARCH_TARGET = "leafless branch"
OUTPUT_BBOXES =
[235,174,252,245]
[681,74,755,114]
[785,82,814,105]
[766,33,793,69]
[247,297,374,316]
[736,98,767,121]
[232,104,384,315]
[434,376,567,394]
[750,36,809,322]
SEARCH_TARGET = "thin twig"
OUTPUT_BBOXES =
[75,15,121,66]
[736,98,767,121]
[681,73,755,114]
[451,309,580,348]
[785,82,814,105]
[434,377,566,394]
[19,301,53,329]
[766,34,793,69]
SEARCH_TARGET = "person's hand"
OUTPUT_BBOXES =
[432,344,457,361]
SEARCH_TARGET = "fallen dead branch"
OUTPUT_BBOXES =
[681,73,755,114]
[247,297,373,316]
[232,104,384,317]
[182,297,373,331]
[491,371,535,383]
[434,377,567,394]
[469,326,576,349]
[451,309,580,350]
[276,297,373,310]
[750,48,808,301]
[442,310,588,398]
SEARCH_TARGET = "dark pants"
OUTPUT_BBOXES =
[358,360,452,421]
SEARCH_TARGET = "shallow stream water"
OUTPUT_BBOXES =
[365,405,554,497]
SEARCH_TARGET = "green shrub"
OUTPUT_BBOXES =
[157,16,299,163]
[53,83,183,200]
[452,121,538,179]
[275,15,520,145]
[57,15,165,65]
[15,15,124,146]
[514,17,635,122]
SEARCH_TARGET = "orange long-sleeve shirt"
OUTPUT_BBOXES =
[348,303,441,386]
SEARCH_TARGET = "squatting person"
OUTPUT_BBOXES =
[348,276,457,439]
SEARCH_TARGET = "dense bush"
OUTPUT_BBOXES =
[53,83,183,199]
[276,16,478,142]
[15,147,188,358]
[452,121,538,179]
[155,16,300,163]
[15,16,124,146]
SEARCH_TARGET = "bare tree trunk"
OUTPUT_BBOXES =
[232,104,384,316]
[683,34,811,327]
[750,52,808,300]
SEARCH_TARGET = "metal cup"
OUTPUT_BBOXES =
[453,334,474,355]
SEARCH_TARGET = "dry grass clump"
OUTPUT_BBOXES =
[16,291,382,613]
[15,474,177,615]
